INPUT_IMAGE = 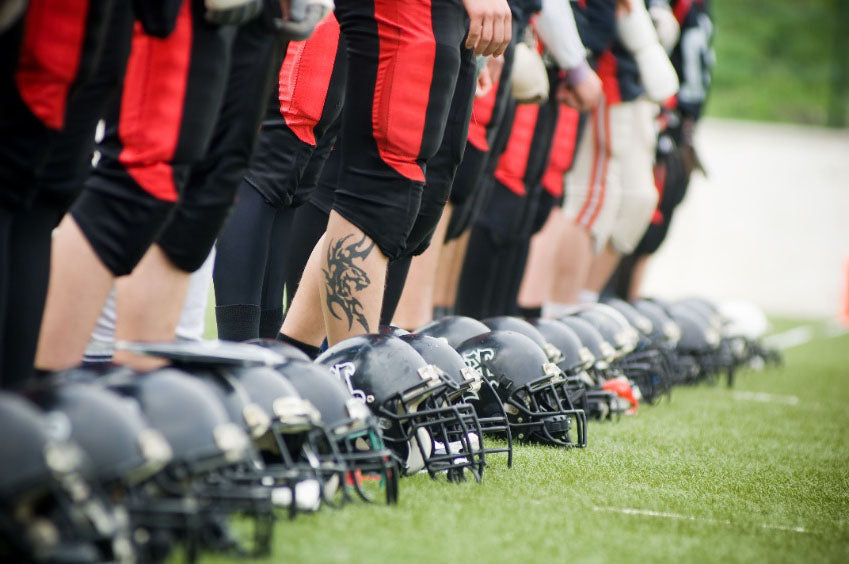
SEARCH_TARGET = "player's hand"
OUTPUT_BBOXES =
[616,0,632,14]
[557,67,602,111]
[463,0,512,57]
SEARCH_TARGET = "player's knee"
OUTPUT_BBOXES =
[70,186,175,276]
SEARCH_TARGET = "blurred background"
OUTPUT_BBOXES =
[641,0,849,320]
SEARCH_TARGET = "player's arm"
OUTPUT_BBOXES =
[536,0,602,111]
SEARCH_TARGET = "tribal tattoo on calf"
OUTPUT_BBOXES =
[322,233,376,332]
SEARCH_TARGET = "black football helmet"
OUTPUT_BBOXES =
[553,317,627,419]
[222,365,342,514]
[101,367,269,561]
[400,333,513,468]
[632,299,688,385]
[416,316,490,349]
[379,325,410,338]
[575,305,639,360]
[527,319,594,375]
[456,331,587,447]
[274,359,400,505]
[672,298,739,386]
[0,392,135,563]
[632,298,682,348]
[117,339,336,514]
[520,319,601,420]
[602,298,674,403]
[573,307,647,405]
[244,338,312,362]
[666,303,724,384]
[558,316,617,372]
[482,316,561,363]
[25,377,179,562]
[316,334,485,482]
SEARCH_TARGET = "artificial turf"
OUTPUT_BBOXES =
[198,320,849,563]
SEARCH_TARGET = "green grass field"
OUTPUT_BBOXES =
[196,319,849,563]
[707,0,848,127]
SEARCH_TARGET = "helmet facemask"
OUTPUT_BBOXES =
[496,363,587,448]
[370,364,485,482]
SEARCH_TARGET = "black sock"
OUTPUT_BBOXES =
[517,306,542,319]
[433,305,452,320]
[277,332,321,360]
[259,306,283,339]
[380,255,412,326]
[215,304,261,341]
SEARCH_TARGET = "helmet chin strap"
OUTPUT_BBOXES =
[404,427,433,474]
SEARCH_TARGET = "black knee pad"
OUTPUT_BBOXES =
[71,183,176,276]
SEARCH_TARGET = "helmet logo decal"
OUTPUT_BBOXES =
[462,348,496,383]
[331,362,370,403]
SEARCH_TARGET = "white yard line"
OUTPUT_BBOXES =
[591,506,807,534]
[731,391,800,405]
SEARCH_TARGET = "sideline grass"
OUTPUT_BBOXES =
[199,321,849,563]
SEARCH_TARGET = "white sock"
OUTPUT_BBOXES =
[543,302,579,319]
[578,290,599,304]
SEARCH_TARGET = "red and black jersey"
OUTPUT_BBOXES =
[570,0,616,58]
[596,42,642,105]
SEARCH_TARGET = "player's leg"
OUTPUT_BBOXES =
[388,43,476,329]
[546,96,619,313]
[391,204,452,329]
[214,14,344,340]
[113,12,284,369]
[36,2,233,371]
[287,0,468,345]
[585,99,658,294]
[517,104,580,315]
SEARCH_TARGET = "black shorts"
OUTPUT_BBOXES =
[329,0,469,261]
[247,14,346,209]
[158,11,285,273]
[71,0,241,275]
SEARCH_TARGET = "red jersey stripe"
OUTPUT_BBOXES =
[279,14,341,146]
[117,0,192,202]
[15,0,90,130]
[493,103,541,196]
[596,49,622,106]
[585,101,611,228]
[541,104,579,198]
[371,0,435,183]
